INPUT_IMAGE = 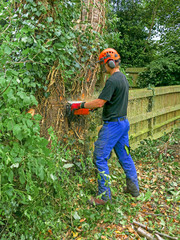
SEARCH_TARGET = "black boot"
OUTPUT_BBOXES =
[124,178,139,197]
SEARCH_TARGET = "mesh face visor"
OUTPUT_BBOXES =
[96,58,107,73]
[100,62,107,73]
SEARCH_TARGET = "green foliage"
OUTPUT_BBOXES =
[110,0,156,67]
[137,5,180,88]
[0,122,94,238]
[136,15,180,88]
[110,0,180,74]
[137,56,180,87]
[0,0,106,96]
[103,7,122,50]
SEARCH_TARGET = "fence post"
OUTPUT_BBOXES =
[147,86,155,137]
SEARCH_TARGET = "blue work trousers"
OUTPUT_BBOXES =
[93,118,139,200]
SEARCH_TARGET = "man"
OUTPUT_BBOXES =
[71,48,139,205]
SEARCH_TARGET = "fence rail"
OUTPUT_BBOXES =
[128,85,180,148]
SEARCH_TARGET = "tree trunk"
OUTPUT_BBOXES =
[37,0,106,145]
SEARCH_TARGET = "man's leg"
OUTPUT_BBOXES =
[93,122,124,200]
[114,121,139,197]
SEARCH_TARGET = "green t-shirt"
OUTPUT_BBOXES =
[98,71,129,121]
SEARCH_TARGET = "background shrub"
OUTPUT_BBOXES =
[137,56,180,88]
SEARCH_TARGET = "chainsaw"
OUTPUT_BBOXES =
[66,101,98,119]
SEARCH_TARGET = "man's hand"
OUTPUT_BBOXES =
[71,102,86,111]
[71,103,81,111]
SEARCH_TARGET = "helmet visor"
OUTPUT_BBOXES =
[100,62,107,73]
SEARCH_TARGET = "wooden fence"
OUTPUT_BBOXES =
[128,85,180,148]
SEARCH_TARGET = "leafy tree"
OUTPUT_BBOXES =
[109,0,156,67]
[110,0,179,67]
[137,56,180,87]
[109,0,180,86]
[137,0,180,87]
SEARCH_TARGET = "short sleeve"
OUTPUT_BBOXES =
[98,80,115,101]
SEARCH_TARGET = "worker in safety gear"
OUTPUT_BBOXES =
[71,48,139,205]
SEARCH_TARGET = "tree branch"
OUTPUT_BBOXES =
[144,0,162,52]
[137,227,155,240]
[155,234,165,240]
[133,220,178,240]
[1,23,11,35]
[133,220,153,232]
[143,211,177,219]
[155,231,178,240]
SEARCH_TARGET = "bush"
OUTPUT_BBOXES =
[137,56,180,88]
[0,111,93,239]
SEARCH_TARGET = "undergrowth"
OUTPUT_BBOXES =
[0,129,179,239]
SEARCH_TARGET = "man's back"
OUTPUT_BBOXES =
[98,72,129,121]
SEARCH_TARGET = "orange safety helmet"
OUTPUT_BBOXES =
[98,48,120,64]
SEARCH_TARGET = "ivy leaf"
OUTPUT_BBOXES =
[38,166,44,180]
[13,124,23,141]
[6,187,14,197]
[28,195,32,201]
[7,120,15,131]
[23,96,31,105]
[23,78,30,84]
[30,95,38,105]
[26,119,33,128]
[50,174,57,181]
[35,11,41,17]
[47,17,53,23]
[55,30,62,37]
[17,91,26,99]
[73,211,81,220]
[19,168,26,184]
[63,163,74,169]
[26,63,32,70]
[8,170,14,183]
[4,46,12,55]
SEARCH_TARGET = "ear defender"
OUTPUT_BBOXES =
[108,60,115,69]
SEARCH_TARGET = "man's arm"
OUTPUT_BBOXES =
[84,99,107,109]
